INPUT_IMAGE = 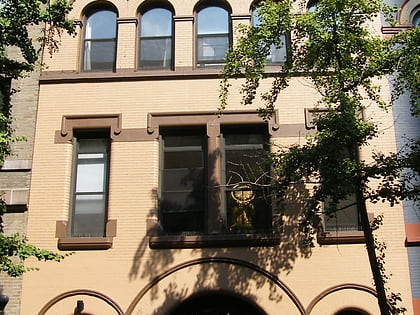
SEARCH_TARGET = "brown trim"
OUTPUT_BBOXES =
[147,110,282,137]
[381,24,412,35]
[231,14,251,21]
[55,114,122,143]
[38,289,124,315]
[149,233,280,249]
[174,15,194,22]
[56,220,117,250]
[57,237,113,250]
[317,230,365,245]
[117,17,138,25]
[40,68,223,84]
[405,223,420,246]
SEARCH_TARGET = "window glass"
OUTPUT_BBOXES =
[161,135,205,234]
[324,195,360,232]
[139,8,173,69]
[71,137,109,237]
[252,8,288,64]
[159,126,271,236]
[224,133,270,232]
[413,10,420,27]
[83,9,117,71]
[197,6,230,66]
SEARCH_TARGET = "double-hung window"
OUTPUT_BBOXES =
[159,125,271,236]
[139,7,173,69]
[196,5,231,67]
[70,134,110,237]
[251,7,288,64]
[82,7,117,72]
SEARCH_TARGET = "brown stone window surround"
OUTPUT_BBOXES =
[55,114,123,250]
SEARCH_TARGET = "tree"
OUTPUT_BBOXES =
[0,0,75,276]
[220,0,419,314]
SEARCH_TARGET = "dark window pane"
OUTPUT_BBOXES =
[163,168,204,191]
[164,151,203,169]
[324,195,360,232]
[84,40,116,71]
[161,135,205,234]
[197,35,229,63]
[139,37,172,69]
[161,212,204,234]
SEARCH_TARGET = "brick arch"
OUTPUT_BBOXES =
[125,256,306,315]
[37,289,124,315]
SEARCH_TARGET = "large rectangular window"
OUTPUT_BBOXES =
[160,134,206,234]
[159,126,271,236]
[70,134,110,237]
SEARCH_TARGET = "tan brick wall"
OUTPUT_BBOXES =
[20,1,414,314]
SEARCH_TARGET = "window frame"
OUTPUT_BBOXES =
[148,111,281,249]
[138,5,174,70]
[195,3,232,67]
[69,131,111,238]
[55,115,122,250]
[81,5,118,72]
[250,3,290,65]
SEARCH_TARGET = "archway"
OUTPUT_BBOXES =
[169,291,267,315]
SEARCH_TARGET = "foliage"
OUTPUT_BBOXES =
[0,0,75,276]
[220,0,419,313]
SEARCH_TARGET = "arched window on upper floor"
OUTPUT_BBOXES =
[82,4,118,72]
[195,1,231,67]
[138,3,174,70]
[412,7,420,27]
[251,1,288,64]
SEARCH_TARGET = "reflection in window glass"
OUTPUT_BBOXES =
[197,6,230,66]
[83,9,117,71]
[161,135,205,234]
[139,8,173,69]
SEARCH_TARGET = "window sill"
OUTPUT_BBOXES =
[57,237,113,250]
[149,233,280,249]
[317,230,365,245]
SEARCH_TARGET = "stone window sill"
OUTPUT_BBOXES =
[56,220,117,250]
[57,237,113,250]
[149,233,280,249]
[317,230,365,245]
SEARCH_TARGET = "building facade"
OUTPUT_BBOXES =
[18,0,416,314]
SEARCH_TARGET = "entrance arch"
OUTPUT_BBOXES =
[169,291,267,315]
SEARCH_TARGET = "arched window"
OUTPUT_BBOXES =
[412,9,420,27]
[335,308,370,315]
[251,3,288,64]
[138,6,173,69]
[196,3,231,67]
[82,6,117,72]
